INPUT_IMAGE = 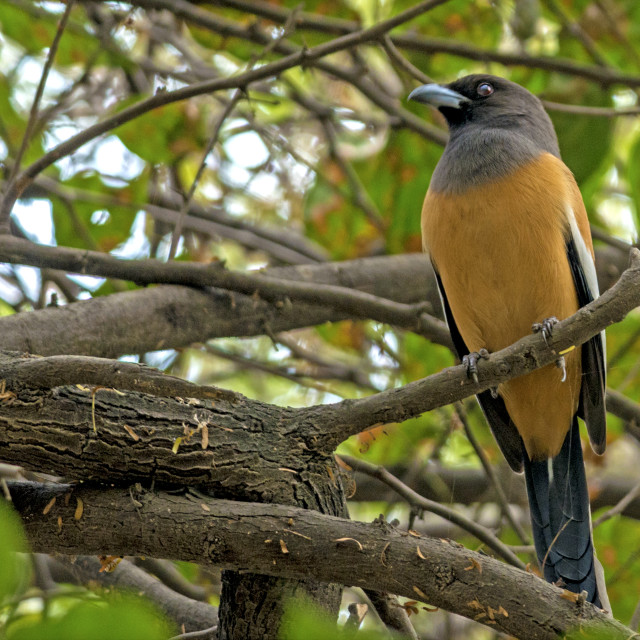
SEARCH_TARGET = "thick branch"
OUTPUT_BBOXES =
[0,236,444,338]
[0,253,638,486]
[0,252,443,358]
[8,482,632,640]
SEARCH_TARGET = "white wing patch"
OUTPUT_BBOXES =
[566,205,606,369]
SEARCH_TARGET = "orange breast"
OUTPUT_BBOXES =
[422,153,584,459]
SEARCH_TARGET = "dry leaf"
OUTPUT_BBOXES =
[560,590,580,603]
[172,437,182,454]
[43,496,56,515]
[123,424,139,441]
[464,558,482,573]
[334,455,352,471]
[334,537,363,551]
[201,423,209,449]
[412,586,428,599]
[416,546,427,560]
[201,503,210,512]
[279,539,289,554]
[57,516,63,532]
[74,497,84,520]
[497,605,509,617]
[467,599,484,611]
[408,530,421,538]
[98,555,123,573]
[288,530,311,540]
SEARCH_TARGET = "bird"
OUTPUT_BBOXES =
[409,74,608,608]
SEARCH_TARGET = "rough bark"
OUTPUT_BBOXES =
[1,252,638,638]
[0,249,442,358]
[9,481,633,640]
[0,241,623,360]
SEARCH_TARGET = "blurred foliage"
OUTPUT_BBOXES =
[0,504,173,639]
[0,0,639,637]
[281,600,407,639]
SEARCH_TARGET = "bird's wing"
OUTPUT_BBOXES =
[564,186,607,454]
[433,268,524,471]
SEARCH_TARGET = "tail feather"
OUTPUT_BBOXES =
[523,418,602,606]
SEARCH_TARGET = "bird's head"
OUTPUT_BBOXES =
[409,74,559,156]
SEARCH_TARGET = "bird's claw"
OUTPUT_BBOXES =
[556,356,567,382]
[462,348,489,384]
[532,316,559,346]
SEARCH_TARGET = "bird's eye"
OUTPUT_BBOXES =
[477,82,494,97]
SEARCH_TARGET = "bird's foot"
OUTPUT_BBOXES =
[532,316,559,346]
[532,317,567,381]
[462,348,489,384]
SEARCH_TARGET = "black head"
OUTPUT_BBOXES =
[409,74,559,158]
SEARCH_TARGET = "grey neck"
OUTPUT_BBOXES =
[429,125,559,194]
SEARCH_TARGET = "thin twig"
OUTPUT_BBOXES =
[341,454,526,569]
[381,34,432,85]
[541,100,640,117]
[168,624,217,640]
[454,403,531,545]
[168,91,241,260]
[542,0,609,67]
[1,0,74,225]
[593,479,640,528]
[0,235,452,346]
[2,0,450,223]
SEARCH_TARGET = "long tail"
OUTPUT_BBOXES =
[523,417,606,607]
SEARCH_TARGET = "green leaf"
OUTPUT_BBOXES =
[8,597,173,640]
[0,5,95,65]
[51,171,148,252]
[627,133,640,233]
[115,100,202,164]
[281,600,405,640]
[547,81,613,187]
[0,502,29,601]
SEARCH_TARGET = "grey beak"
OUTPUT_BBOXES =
[408,84,469,109]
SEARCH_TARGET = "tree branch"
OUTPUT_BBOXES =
[1,252,638,488]
[305,249,640,447]
[8,481,633,639]
[0,252,443,358]
[47,556,218,634]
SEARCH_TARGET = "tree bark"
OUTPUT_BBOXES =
[9,481,633,640]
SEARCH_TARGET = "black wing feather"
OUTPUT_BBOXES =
[566,237,607,454]
[433,268,524,471]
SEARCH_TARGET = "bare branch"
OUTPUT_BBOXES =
[0,236,451,345]
[9,482,634,640]
[339,454,526,568]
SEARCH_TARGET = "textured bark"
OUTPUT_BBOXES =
[0,368,347,639]
[0,253,440,358]
[0,245,621,360]
[10,482,632,640]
